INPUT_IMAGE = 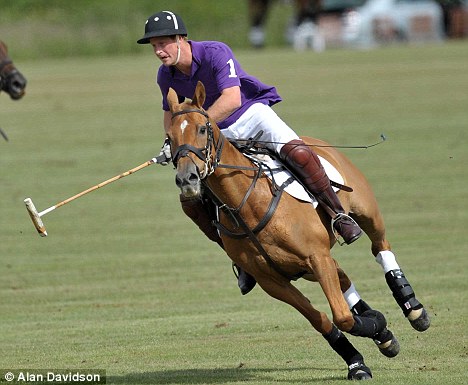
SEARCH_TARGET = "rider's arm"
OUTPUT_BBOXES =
[206,85,241,124]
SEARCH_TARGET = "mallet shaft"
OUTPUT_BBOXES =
[54,159,155,210]
[24,156,163,236]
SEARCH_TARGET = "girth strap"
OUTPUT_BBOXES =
[213,176,295,239]
[227,202,297,280]
[205,176,303,281]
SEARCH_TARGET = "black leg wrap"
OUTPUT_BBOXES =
[385,269,423,316]
[349,310,387,338]
[347,362,372,380]
[351,300,400,357]
[352,300,395,343]
[351,299,372,316]
[373,327,400,358]
[323,324,363,366]
[323,325,372,380]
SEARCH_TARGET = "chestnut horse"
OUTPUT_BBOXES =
[166,82,428,380]
[0,40,27,100]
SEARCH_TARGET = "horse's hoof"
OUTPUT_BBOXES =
[408,308,431,332]
[374,328,400,358]
[348,362,372,380]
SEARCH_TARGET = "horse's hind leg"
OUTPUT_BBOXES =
[353,201,430,332]
[376,250,430,331]
[255,276,372,380]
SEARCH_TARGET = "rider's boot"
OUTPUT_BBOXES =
[280,139,362,245]
[180,195,257,295]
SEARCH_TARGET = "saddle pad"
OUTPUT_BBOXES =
[252,155,344,208]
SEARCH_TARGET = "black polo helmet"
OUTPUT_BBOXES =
[137,11,188,44]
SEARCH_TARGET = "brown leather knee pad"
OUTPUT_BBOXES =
[279,139,329,193]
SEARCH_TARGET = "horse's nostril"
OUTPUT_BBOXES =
[175,175,182,187]
[188,173,199,183]
[175,172,199,188]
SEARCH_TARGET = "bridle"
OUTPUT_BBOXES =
[171,108,225,179]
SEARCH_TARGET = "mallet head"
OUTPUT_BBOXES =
[24,198,48,237]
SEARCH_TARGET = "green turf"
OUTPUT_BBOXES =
[1,41,467,384]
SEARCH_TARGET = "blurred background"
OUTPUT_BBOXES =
[1,2,467,382]
[1,0,467,59]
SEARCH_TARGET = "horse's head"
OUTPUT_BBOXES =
[0,41,27,100]
[167,81,221,199]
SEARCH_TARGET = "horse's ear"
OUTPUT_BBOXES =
[167,87,179,112]
[191,81,206,108]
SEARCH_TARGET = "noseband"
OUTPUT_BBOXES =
[171,108,224,179]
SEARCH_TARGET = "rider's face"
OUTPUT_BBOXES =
[150,36,179,66]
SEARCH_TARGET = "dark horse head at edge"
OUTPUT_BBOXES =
[0,40,27,100]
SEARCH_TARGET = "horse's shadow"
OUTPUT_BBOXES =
[107,367,342,384]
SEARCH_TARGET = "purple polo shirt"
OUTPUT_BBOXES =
[157,40,282,129]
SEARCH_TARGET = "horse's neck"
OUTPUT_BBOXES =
[206,131,267,208]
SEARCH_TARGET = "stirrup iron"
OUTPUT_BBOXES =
[331,213,360,246]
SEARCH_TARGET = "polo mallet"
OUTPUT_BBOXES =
[24,155,165,237]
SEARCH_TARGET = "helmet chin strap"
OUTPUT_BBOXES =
[173,35,181,66]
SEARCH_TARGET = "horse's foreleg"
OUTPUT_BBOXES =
[255,276,371,380]
[308,254,385,339]
[323,325,372,380]
[336,266,400,357]
[308,254,354,331]
[257,275,334,333]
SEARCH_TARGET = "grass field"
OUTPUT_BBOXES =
[1,41,467,384]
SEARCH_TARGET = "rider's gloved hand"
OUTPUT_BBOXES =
[158,138,172,166]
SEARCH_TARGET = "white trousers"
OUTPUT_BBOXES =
[221,103,299,154]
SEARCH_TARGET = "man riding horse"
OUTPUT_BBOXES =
[137,12,429,336]
[137,10,363,294]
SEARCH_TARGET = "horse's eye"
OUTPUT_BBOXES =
[199,125,206,135]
